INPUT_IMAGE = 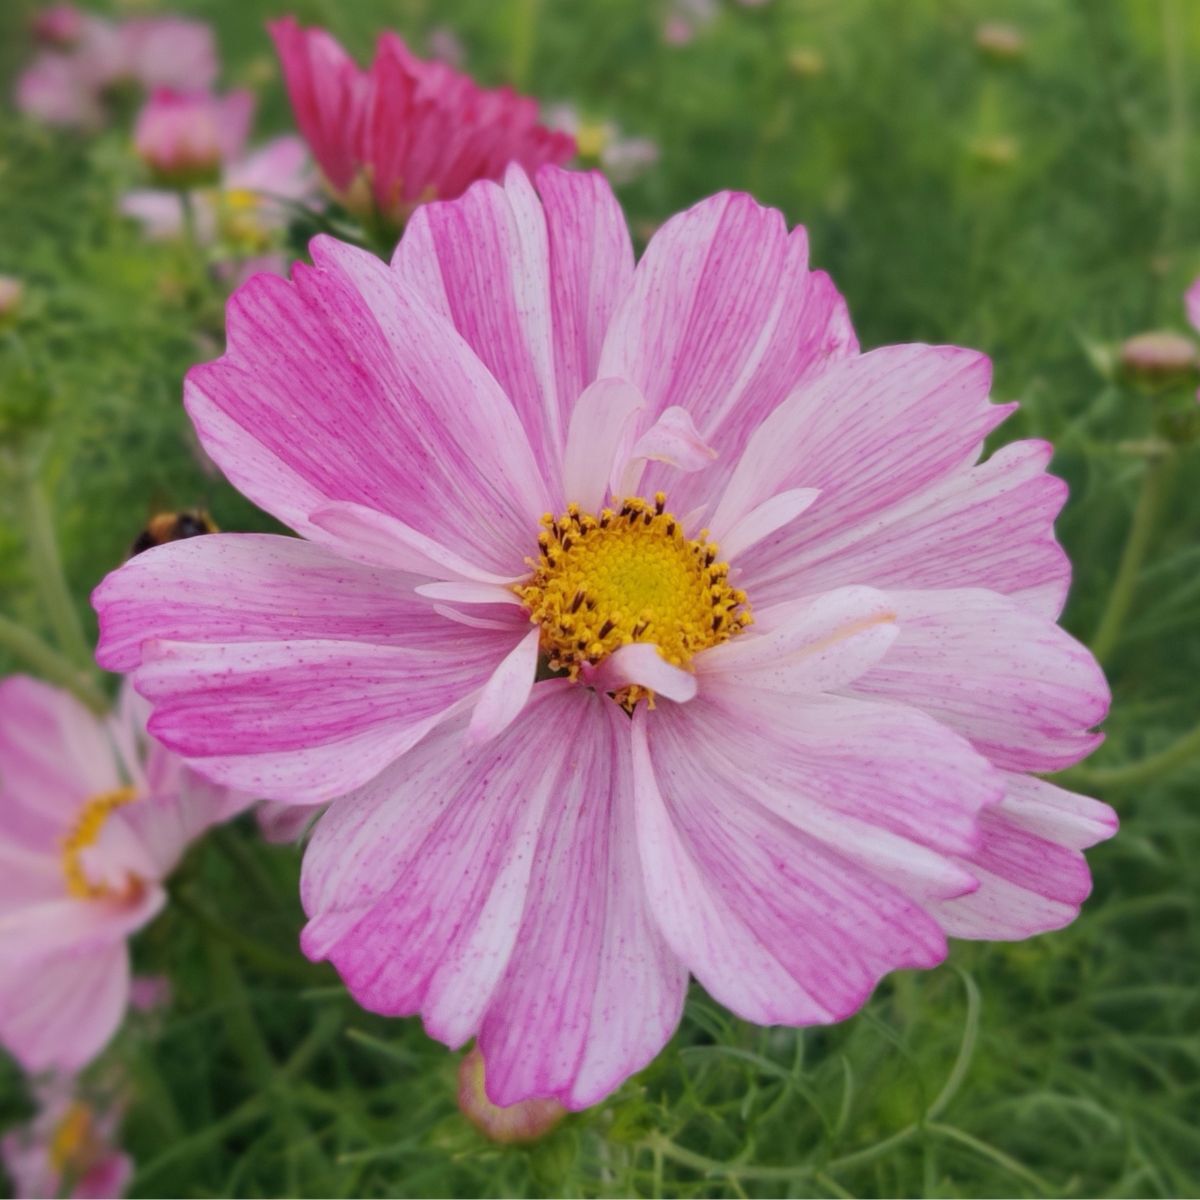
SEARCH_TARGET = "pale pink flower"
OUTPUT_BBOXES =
[0,676,250,1073]
[663,0,718,44]
[14,13,216,130]
[122,132,313,278]
[268,16,574,227]
[426,25,466,69]
[256,799,324,844]
[546,104,659,186]
[1,1077,131,1200]
[133,89,253,187]
[94,167,1115,1110]
[0,276,24,321]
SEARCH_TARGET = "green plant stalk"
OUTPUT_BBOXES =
[0,612,108,712]
[1067,718,1200,792]
[1090,450,1175,665]
[22,469,97,673]
[508,0,539,89]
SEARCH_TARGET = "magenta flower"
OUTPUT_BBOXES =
[94,167,1115,1109]
[0,1077,131,1200]
[0,676,249,1073]
[133,88,253,187]
[267,17,574,227]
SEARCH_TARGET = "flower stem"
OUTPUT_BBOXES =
[21,467,97,673]
[508,0,539,89]
[0,613,109,711]
[1066,719,1200,792]
[1090,449,1175,665]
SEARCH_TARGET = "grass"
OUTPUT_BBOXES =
[2,0,1200,1194]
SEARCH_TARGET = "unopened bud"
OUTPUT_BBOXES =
[975,22,1025,62]
[134,89,249,188]
[31,4,86,48]
[457,1047,565,1144]
[1119,330,1197,380]
[0,275,24,326]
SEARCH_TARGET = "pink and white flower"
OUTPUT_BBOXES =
[268,17,574,227]
[30,5,87,50]
[0,676,249,1073]
[94,166,1115,1110]
[1,1076,131,1200]
[14,13,216,130]
[133,89,253,187]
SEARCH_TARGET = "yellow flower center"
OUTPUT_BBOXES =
[61,787,138,901]
[215,187,270,251]
[515,493,752,707]
[574,120,611,162]
[49,1102,100,1176]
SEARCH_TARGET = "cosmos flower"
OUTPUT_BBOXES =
[30,4,88,50]
[132,89,254,188]
[0,676,249,1073]
[122,91,313,283]
[94,166,1115,1110]
[267,17,574,228]
[14,12,217,130]
[0,1076,131,1200]
[1187,278,1200,400]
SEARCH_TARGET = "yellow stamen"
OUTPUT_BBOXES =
[61,787,138,900]
[574,120,611,162]
[215,187,270,251]
[49,1103,100,1176]
[515,493,752,708]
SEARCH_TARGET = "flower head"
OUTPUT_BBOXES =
[31,4,87,50]
[267,17,574,227]
[133,89,253,188]
[94,166,1115,1110]
[0,676,250,1073]
[0,275,24,324]
[0,1077,131,1200]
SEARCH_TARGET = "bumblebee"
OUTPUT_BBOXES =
[129,509,217,558]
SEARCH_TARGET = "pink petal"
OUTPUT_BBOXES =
[712,344,1007,545]
[714,487,820,559]
[632,700,951,1027]
[393,165,635,498]
[1186,277,1200,333]
[561,377,645,511]
[119,189,187,240]
[933,774,1117,939]
[740,439,1072,619]
[627,405,717,473]
[699,586,897,693]
[598,192,856,513]
[0,677,121,853]
[585,643,698,703]
[0,942,130,1073]
[257,800,325,844]
[225,135,313,201]
[185,239,548,575]
[849,588,1109,773]
[467,628,541,743]
[476,689,687,1108]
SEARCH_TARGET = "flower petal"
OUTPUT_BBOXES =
[933,774,1117,939]
[849,588,1109,772]
[467,628,541,744]
[185,239,548,575]
[632,700,951,1027]
[561,377,645,511]
[586,644,698,704]
[715,487,820,560]
[394,165,635,497]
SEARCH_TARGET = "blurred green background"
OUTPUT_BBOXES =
[2,0,1199,1195]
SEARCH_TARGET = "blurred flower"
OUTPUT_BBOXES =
[975,21,1026,63]
[0,275,24,323]
[1119,330,1196,380]
[257,799,325,844]
[458,1047,565,1143]
[133,89,253,188]
[129,973,172,1013]
[426,25,466,69]
[31,4,86,49]
[787,46,826,77]
[662,0,718,45]
[0,677,251,1073]
[122,128,314,278]
[0,1078,131,1200]
[969,133,1020,167]
[14,12,217,130]
[268,16,574,230]
[95,165,1114,1111]
[546,104,659,185]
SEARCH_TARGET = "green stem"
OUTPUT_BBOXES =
[1065,718,1200,791]
[508,0,539,89]
[1090,450,1175,665]
[21,469,96,672]
[0,613,108,711]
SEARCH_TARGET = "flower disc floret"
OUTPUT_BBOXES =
[515,493,752,686]
[60,786,138,900]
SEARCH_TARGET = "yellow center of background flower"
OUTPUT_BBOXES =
[49,1102,99,1176]
[516,493,752,698]
[61,786,138,900]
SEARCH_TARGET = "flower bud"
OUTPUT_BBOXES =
[975,22,1025,62]
[1119,331,1197,381]
[457,1047,565,1144]
[31,4,86,48]
[0,276,24,325]
[133,88,252,188]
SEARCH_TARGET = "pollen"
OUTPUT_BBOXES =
[515,493,752,706]
[61,787,138,901]
[49,1103,100,1177]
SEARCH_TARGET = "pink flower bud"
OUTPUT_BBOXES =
[0,275,23,322]
[1119,331,1197,379]
[31,4,86,49]
[133,89,254,188]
